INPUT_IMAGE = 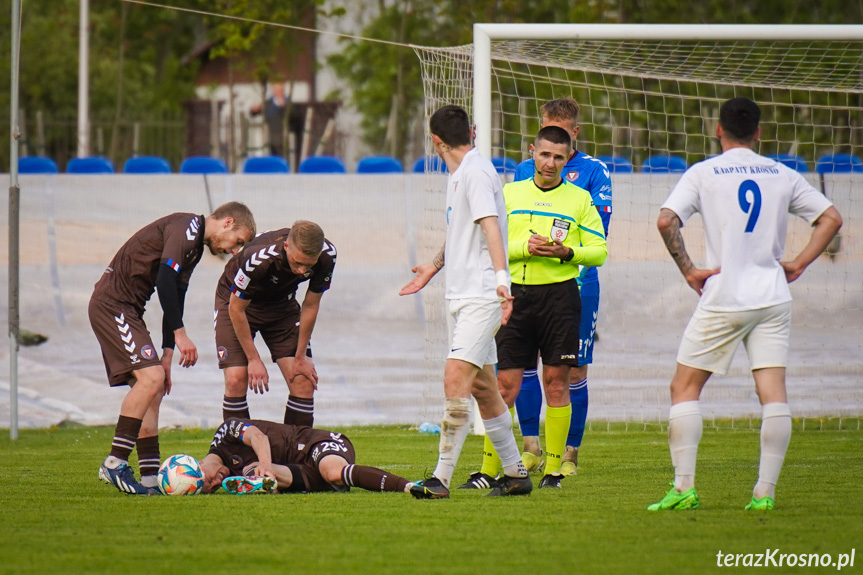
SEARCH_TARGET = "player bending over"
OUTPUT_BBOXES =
[93,203,255,495]
[215,221,336,426]
[198,418,414,495]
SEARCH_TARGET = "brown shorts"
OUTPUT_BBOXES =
[88,297,161,387]
[214,296,311,369]
[303,430,357,492]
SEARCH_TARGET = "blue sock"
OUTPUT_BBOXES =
[515,369,542,437]
[568,378,589,448]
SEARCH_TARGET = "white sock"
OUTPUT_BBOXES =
[483,410,527,478]
[754,402,791,500]
[432,398,471,488]
[669,401,702,492]
[140,474,158,488]
[103,455,125,469]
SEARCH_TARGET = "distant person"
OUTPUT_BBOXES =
[214,221,336,427]
[251,82,290,158]
[199,418,414,495]
[399,104,531,499]
[92,203,256,495]
[649,97,842,511]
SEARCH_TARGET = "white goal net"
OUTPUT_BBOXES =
[413,25,863,428]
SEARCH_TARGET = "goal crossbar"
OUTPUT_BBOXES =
[473,24,863,157]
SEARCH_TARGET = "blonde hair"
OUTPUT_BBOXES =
[211,201,256,236]
[288,220,325,257]
[540,98,580,123]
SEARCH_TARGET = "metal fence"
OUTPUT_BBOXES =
[1,109,186,173]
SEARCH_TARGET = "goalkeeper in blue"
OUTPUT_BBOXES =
[462,98,611,488]
[650,97,842,511]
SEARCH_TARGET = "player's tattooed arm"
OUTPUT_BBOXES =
[399,242,444,296]
[657,208,694,276]
[657,208,719,296]
[432,244,445,270]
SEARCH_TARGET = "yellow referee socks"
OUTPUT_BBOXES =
[544,404,572,475]
[479,433,501,478]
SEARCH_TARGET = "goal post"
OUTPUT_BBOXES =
[473,24,863,158]
[414,24,863,428]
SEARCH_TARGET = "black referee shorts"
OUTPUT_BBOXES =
[495,279,581,369]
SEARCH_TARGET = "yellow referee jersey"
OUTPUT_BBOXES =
[504,178,608,285]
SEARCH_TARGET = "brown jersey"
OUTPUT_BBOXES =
[215,228,336,308]
[208,418,356,493]
[93,213,205,313]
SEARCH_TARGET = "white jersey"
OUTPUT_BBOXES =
[662,147,832,312]
[444,148,509,300]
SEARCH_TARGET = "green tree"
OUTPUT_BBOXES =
[327,0,607,162]
[328,2,440,161]
[616,0,863,24]
[198,0,332,168]
[0,0,201,168]
[328,0,861,164]
[202,0,330,85]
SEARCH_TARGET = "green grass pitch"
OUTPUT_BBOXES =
[0,424,860,575]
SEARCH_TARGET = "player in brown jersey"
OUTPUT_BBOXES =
[92,202,256,495]
[198,418,413,495]
[214,220,336,427]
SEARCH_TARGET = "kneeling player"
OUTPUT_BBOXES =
[198,418,413,495]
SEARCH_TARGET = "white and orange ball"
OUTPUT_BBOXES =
[157,454,205,496]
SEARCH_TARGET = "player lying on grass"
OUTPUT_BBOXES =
[198,418,414,495]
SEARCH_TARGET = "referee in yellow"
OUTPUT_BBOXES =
[462,125,607,490]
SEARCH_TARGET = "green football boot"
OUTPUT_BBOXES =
[647,486,699,511]
[744,495,775,510]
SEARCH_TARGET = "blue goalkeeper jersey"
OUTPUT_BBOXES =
[515,150,612,286]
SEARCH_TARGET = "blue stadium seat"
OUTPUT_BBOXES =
[242,156,289,173]
[180,156,228,174]
[412,156,448,173]
[767,154,808,172]
[491,156,518,175]
[298,155,347,174]
[123,156,171,174]
[356,155,403,173]
[19,156,58,174]
[66,156,114,174]
[815,154,863,174]
[597,155,633,173]
[641,155,687,173]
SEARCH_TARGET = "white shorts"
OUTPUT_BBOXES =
[446,297,502,368]
[676,302,792,376]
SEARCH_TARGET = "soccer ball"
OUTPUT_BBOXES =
[157,454,205,496]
